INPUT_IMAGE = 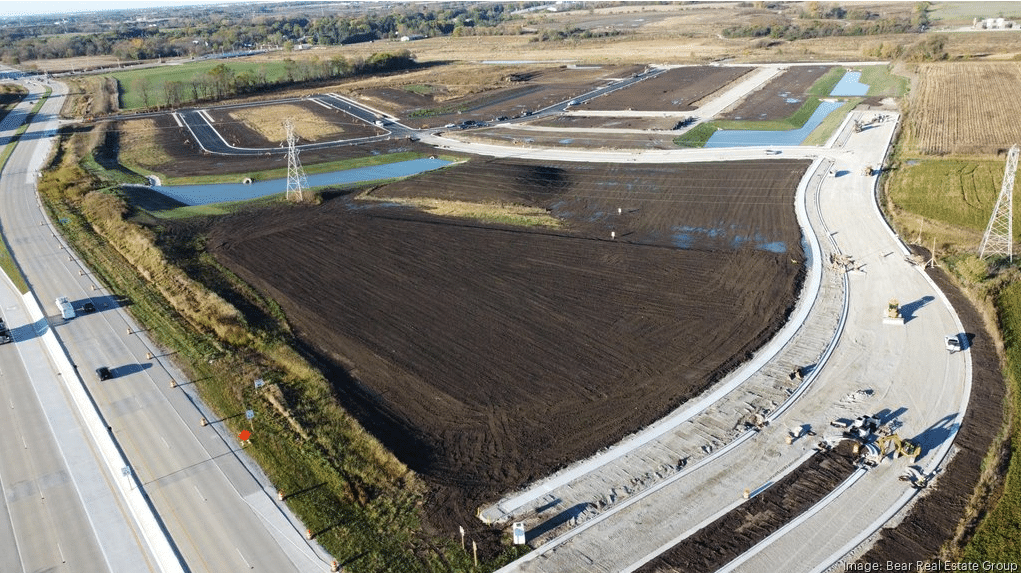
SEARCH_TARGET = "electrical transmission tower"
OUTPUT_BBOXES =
[980,144,1019,261]
[284,119,307,202]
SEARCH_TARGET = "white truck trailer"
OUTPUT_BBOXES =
[55,296,75,319]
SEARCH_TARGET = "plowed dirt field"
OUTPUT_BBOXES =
[576,65,753,112]
[207,158,811,547]
[721,65,830,121]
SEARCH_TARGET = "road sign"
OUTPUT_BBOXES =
[245,409,254,420]
[254,378,265,388]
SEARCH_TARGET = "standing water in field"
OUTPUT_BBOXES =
[704,100,844,148]
[151,157,452,206]
[829,70,870,96]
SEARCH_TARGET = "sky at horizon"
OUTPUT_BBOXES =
[0,0,256,18]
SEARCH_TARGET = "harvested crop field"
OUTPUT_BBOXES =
[207,157,811,543]
[636,440,859,573]
[908,62,1021,156]
[720,65,830,121]
[577,65,753,112]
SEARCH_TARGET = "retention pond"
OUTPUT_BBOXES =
[150,157,452,206]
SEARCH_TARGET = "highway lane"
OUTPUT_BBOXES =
[0,80,150,573]
[2,81,333,571]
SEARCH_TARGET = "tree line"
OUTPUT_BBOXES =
[131,50,416,110]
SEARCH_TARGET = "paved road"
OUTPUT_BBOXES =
[0,75,159,573]
[0,80,335,571]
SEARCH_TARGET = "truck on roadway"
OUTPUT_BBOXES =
[55,296,75,319]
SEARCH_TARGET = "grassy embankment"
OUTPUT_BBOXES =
[884,153,1021,562]
[0,85,47,294]
[42,112,525,572]
[674,64,906,148]
[964,280,1021,562]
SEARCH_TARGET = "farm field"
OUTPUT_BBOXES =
[908,62,1021,156]
[206,157,810,539]
[575,65,753,112]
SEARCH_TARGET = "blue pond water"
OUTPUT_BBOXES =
[153,157,452,206]
[704,100,844,148]
[829,70,870,96]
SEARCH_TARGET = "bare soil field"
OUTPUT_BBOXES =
[576,66,753,112]
[908,62,1021,156]
[206,157,810,547]
[208,100,382,146]
[352,64,646,128]
[720,65,830,121]
[453,127,684,150]
[529,115,682,130]
[636,440,859,573]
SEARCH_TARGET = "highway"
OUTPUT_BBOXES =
[0,79,335,571]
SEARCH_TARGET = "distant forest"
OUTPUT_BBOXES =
[0,2,528,63]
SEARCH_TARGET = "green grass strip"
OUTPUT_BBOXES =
[962,280,1021,562]
[801,98,861,146]
[673,123,718,148]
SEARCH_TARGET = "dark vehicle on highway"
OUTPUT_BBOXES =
[96,366,113,381]
[81,302,96,313]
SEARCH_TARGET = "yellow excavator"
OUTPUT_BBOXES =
[855,434,921,466]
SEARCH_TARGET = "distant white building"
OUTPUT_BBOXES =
[974,17,1016,30]
[400,34,426,42]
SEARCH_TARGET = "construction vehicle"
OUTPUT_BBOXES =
[899,466,929,489]
[857,434,921,466]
